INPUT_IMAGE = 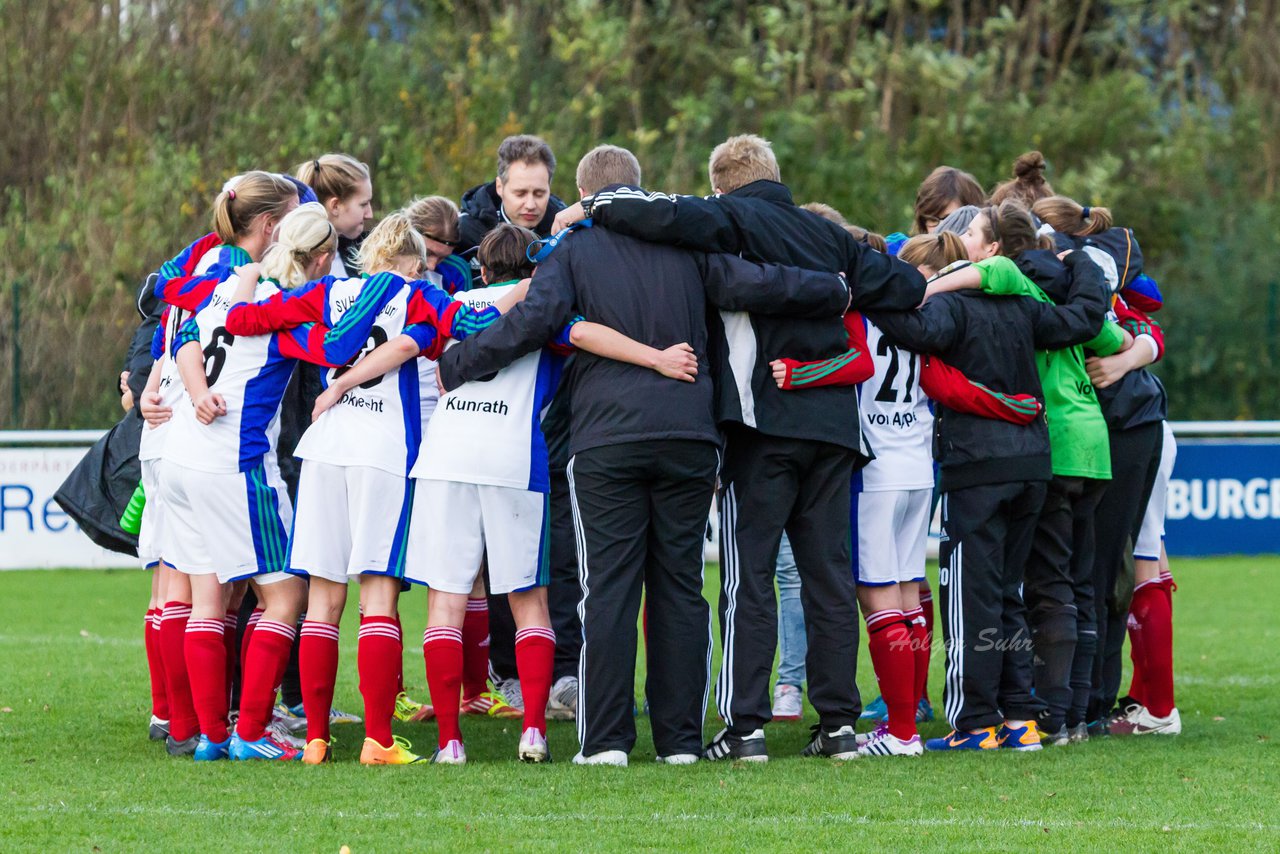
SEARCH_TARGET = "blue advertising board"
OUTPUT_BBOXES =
[1166,439,1280,556]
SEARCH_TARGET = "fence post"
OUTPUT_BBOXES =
[10,279,19,427]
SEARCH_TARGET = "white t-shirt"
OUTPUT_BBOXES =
[857,318,934,492]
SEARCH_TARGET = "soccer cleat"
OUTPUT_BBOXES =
[916,697,935,723]
[1093,700,1142,737]
[801,724,860,760]
[518,728,551,763]
[493,677,525,712]
[273,702,307,734]
[230,733,302,761]
[655,753,699,765]
[266,719,305,749]
[432,739,467,765]
[855,721,888,747]
[703,728,769,763]
[1039,724,1070,747]
[165,734,199,757]
[925,727,1000,751]
[302,738,332,765]
[771,684,803,722]
[329,706,363,726]
[572,750,628,766]
[394,691,436,723]
[149,716,170,741]
[1067,723,1090,744]
[360,735,426,765]
[859,695,888,721]
[997,721,1043,751]
[547,675,579,721]
[857,730,924,757]
[460,691,522,719]
[1108,706,1181,736]
[193,734,231,761]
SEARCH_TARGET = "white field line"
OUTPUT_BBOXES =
[14,803,1280,834]
[0,634,143,647]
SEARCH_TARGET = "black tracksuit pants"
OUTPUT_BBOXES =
[716,424,861,735]
[567,439,719,757]
[486,468,582,686]
[1090,422,1163,720]
[1024,475,1107,732]
[938,480,1048,731]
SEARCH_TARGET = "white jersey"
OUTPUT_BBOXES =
[138,249,224,462]
[163,277,306,474]
[857,318,934,492]
[293,277,423,476]
[410,284,564,493]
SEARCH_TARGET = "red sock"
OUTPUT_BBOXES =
[865,610,916,740]
[236,619,296,741]
[145,609,169,720]
[299,620,341,743]
[904,606,929,707]
[424,626,464,748]
[461,598,490,699]
[1126,603,1147,707]
[395,614,406,695]
[357,616,401,747]
[185,617,229,743]
[918,586,934,702]
[1134,580,1175,717]
[515,627,555,735]
[160,602,198,740]
[239,608,264,692]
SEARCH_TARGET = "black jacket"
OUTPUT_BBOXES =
[438,203,851,457]
[584,180,925,451]
[458,181,568,253]
[868,252,1110,491]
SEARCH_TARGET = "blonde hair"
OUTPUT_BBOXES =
[708,134,780,194]
[990,151,1054,208]
[356,211,427,274]
[800,202,848,225]
[912,166,986,235]
[1032,195,1113,236]
[259,203,337,289]
[293,154,371,205]
[576,145,642,195]
[404,196,460,245]
[899,231,967,272]
[213,171,297,244]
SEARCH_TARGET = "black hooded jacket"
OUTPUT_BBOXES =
[457,181,568,254]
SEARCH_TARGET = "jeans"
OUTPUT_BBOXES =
[774,533,807,687]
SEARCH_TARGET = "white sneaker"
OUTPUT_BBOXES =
[518,728,550,763]
[857,729,924,757]
[655,753,699,765]
[1109,706,1182,736]
[771,683,803,721]
[432,739,467,765]
[494,677,525,712]
[547,675,578,721]
[572,749,628,766]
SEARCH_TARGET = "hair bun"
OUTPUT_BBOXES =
[1013,151,1047,184]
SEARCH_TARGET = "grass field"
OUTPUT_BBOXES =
[1,557,1277,852]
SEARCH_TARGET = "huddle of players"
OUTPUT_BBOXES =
[128,133,1177,767]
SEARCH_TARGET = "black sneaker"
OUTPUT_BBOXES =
[166,733,199,757]
[702,728,768,763]
[148,715,170,741]
[1040,724,1069,747]
[800,724,860,760]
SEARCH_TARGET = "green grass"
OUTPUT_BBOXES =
[1,558,1277,852]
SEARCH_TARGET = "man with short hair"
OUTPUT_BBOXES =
[438,144,853,765]
[458,134,567,261]
[553,134,926,761]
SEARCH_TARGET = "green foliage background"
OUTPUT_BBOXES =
[2,1,1277,428]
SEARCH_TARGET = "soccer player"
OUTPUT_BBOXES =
[293,154,374,277]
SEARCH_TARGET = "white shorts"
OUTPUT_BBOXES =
[1135,420,1177,561]
[159,459,293,584]
[138,459,166,569]
[405,480,549,595]
[287,461,414,584]
[854,488,931,586]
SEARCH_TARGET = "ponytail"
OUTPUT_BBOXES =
[356,211,427,275]
[259,203,337,289]
[293,153,371,206]
[1032,195,1113,236]
[213,171,297,243]
[899,231,967,272]
[977,200,1048,258]
[989,150,1054,208]
[404,196,460,246]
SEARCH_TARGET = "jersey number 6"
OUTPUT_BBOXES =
[203,326,235,385]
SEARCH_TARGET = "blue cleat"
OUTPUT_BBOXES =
[859,695,888,721]
[193,734,231,761]
[924,726,999,752]
[230,733,302,761]
[996,721,1043,751]
[916,697,935,723]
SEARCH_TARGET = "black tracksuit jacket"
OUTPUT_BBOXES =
[584,180,925,453]
[868,251,1110,492]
